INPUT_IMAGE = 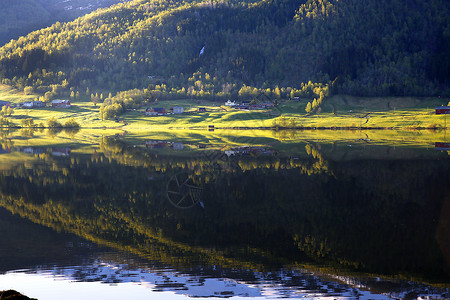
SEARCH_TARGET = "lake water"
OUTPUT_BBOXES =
[0,130,449,299]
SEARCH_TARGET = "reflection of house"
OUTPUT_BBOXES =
[20,147,45,155]
[146,107,166,116]
[198,107,206,112]
[225,150,236,157]
[146,141,166,149]
[0,101,10,109]
[435,142,450,150]
[52,100,71,108]
[170,107,184,114]
[231,146,274,156]
[0,145,11,154]
[52,148,71,156]
[171,143,184,151]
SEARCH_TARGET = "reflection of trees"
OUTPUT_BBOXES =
[0,141,448,283]
[0,129,14,151]
[100,137,332,179]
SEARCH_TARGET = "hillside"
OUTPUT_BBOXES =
[0,0,448,99]
[0,0,129,46]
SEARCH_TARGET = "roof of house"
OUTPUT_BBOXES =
[147,107,165,112]
[52,99,70,104]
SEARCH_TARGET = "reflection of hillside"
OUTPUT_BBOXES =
[0,141,448,284]
[101,136,332,178]
[0,208,101,272]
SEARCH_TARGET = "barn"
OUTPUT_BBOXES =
[52,100,71,108]
[146,107,166,115]
[435,106,450,114]
[171,107,184,114]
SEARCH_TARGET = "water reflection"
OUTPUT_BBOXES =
[0,132,448,299]
[6,262,448,299]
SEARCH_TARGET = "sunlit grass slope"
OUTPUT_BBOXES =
[1,85,448,131]
[122,96,449,130]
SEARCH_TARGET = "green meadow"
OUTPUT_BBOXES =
[121,95,449,131]
[1,84,449,135]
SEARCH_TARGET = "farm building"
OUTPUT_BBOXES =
[33,101,46,108]
[198,107,206,112]
[225,100,236,106]
[22,101,45,108]
[261,102,275,108]
[170,106,184,114]
[52,100,71,108]
[436,106,450,114]
[22,102,34,108]
[146,107,166,116]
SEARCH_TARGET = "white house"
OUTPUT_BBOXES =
[171,106,184,114]
[22,102,34,108]
[225,100,236,106]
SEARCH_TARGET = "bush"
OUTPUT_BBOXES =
[63,117,80,128]
[24,86,34,95]
[47,117,62,128]
[21,118,35,127]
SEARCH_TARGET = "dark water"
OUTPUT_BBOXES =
[0,134,449,299]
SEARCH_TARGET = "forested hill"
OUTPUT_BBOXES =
[0,0,448,98]
[0,0,128,46]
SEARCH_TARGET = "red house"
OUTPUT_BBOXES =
[52,100,71,108]
[435,106,450,114]
[146,107,166,115]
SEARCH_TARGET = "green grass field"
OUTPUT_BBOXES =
[122,95,449,131]
[1,84,448,132]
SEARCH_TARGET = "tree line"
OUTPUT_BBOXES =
[0,0,448,106]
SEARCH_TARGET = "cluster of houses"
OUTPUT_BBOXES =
[145,99,275,117]
[225,100,275,110]
[146,106,185,116]
[20,101,46,108]
[0,99,72,109]
[145,106,208,116]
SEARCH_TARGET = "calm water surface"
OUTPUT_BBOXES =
[0,131,449,299]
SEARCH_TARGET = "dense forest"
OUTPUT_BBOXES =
[0,0,449,101]
[0,0,128,46]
